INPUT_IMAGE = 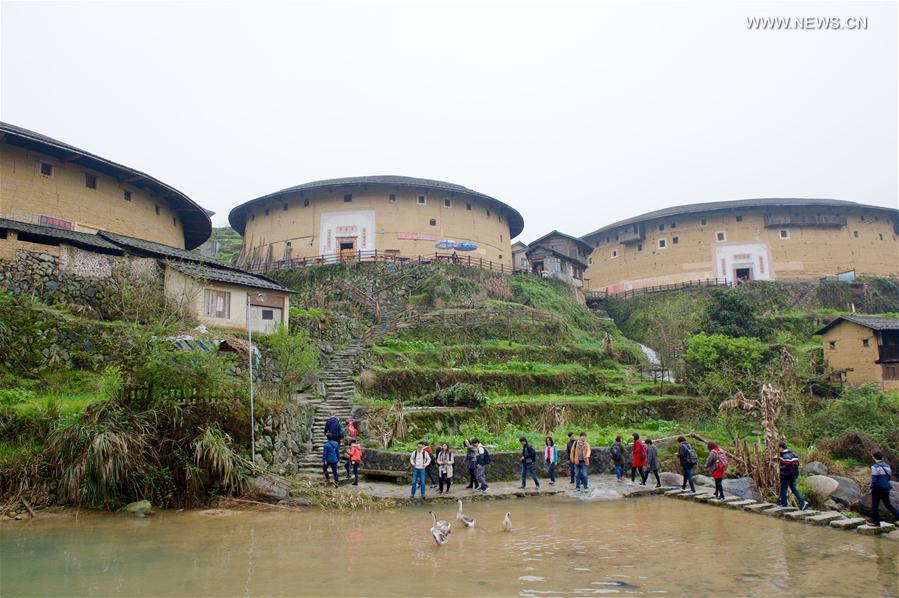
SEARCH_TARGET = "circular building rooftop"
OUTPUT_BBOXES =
[229,175,524,239]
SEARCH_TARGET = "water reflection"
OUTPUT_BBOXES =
[1,497,896,597]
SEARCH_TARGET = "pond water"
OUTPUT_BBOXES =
[2,497,897,597]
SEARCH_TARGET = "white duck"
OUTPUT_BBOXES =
[430,511,451,545]
[501,512,513,532]
[456,500,476,528]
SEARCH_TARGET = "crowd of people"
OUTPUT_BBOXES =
[320,420,899,523]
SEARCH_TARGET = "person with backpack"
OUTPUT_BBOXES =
[544,436,558,486]
[410,441,432,499]
[322,433,340,487]
[346,418,358,440]
[869,450,899,526]
[610,436,625,482]
[324,415,343,443]
[777,442,809,510]
[436,442,454,495]
[705,441,728,499]
[346,438,362,485]
[677,436,698,492]
[570,432,591,491]
[630,433,646,483]
[463,438,478,489]
[565,432,577,484]
[642,438,661,488]
[519,437,541,489]
[473,438,490,492]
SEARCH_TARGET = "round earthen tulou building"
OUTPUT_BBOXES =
[582,198,899,294]
[229,176,524,270]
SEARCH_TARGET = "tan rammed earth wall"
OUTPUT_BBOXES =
[584,207,898,292]
[164,267,290,332]
[0,141,187,248]
[240,186,514,267]
[820,320,897,391]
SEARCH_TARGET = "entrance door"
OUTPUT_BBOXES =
[337,237,356,261]
[734,267,753,283]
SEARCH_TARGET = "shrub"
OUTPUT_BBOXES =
[683,333,770,398]
[701,289,763,339]
[262,324,318,392]
[409,383,488,408]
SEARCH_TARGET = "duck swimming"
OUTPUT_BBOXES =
[502,512,513,531]
[456,500,476,528]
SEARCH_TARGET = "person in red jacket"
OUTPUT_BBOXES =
[346,438,363,486]
[630,433,646,483]
[705,441,727,499]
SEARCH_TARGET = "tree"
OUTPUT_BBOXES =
[703,289,762,338]
[264,324,318,394]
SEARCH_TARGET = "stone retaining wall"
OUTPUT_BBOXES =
[253,396,316,475]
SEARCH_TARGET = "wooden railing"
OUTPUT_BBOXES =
[586,277,733,300]
[245,250,519,275]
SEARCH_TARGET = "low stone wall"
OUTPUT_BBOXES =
[253,397,316,475]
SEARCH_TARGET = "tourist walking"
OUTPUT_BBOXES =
[346,438,362,485]
[642,439,661,487]
[610,436,625,482]
[869,450,899,526]
[544,436,558,486]
[324,415,344,443]
[464,438,478,489]
[410,441,432,499]
[777,442,809,509]
[565,432,576,484]
[425,442,438,489]
[705,441,727,499]
[473,438,491,492]
[322,433,340,487]
[519,437,541,489]
[437,442,454,495]
[630,433,646,483]
[570,432,591,491]
[346,418,358,440]
[677,436,698,492]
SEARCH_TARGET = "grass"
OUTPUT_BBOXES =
[1,369,104,419]
[487,393,688,405]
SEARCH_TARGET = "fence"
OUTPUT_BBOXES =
[245,250,519,275]
[586,277,733,301]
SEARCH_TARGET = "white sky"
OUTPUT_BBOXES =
[1,0,896,241]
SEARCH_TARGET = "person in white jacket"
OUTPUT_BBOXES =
[410,441,432,498]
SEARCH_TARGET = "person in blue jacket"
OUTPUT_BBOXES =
[322,433,340,487]
[870,450,899,526]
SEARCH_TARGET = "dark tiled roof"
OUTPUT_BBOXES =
[527,230,592,252]
[526,243,589,268]
[167,261,289,292]
[0,121,211,249]
[581,198,899,244]
[0,218,122,253]
[815,315,899,335]
[98,230,225,266]
[229,175,525,238]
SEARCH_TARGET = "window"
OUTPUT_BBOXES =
[303,199,310,207]
[499,254,503,260]
[486,210,491,218]
[466,203,472,211]
[203,290,231,319]
[155,205,160,215]
[429,219,437,226]
[736,215,743,222]
[610,249,619,258]
[283,203,288,211]
[85,173,97,189]
[417,195,426,205]
[343,194,352,203]
[716,231,726,242]
[500,234,503,242]
[123,190,132,201]
[700,218,707,226]
[672,236,679,245]
[172,217,177,227]
[265,208,270,216]
[853,230,859,238]
[862,338,870,347]
[658,239,667,249]
[40,162,53,177]
[637,243,643,251]
[885,365,899,380]
[828,341,836,349]
[250,214,255,221]
[658,224,664,231]
[389,194,396,203]
[780,229,790,239]
[670,222,676,229]
[588,256,593,265]
[261,309,274,321]
[286,241,292,247]
[879,234,884,241]
[443,198,452,208]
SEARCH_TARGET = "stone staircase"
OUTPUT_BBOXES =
[295,340,363,476]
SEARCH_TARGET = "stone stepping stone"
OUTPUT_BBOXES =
[785,510,821,520]
[883,530,899,542]
[829,518,866,530]
[725,500,757,509]
[691,494,714,502]
[665,489,689,496]
[675,492,699,500]
[805,511,844,526]
[856,522,897,536]
[745,502,776,513]
[765,506,798,517]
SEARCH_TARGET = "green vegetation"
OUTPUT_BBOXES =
[200,227,244,264]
